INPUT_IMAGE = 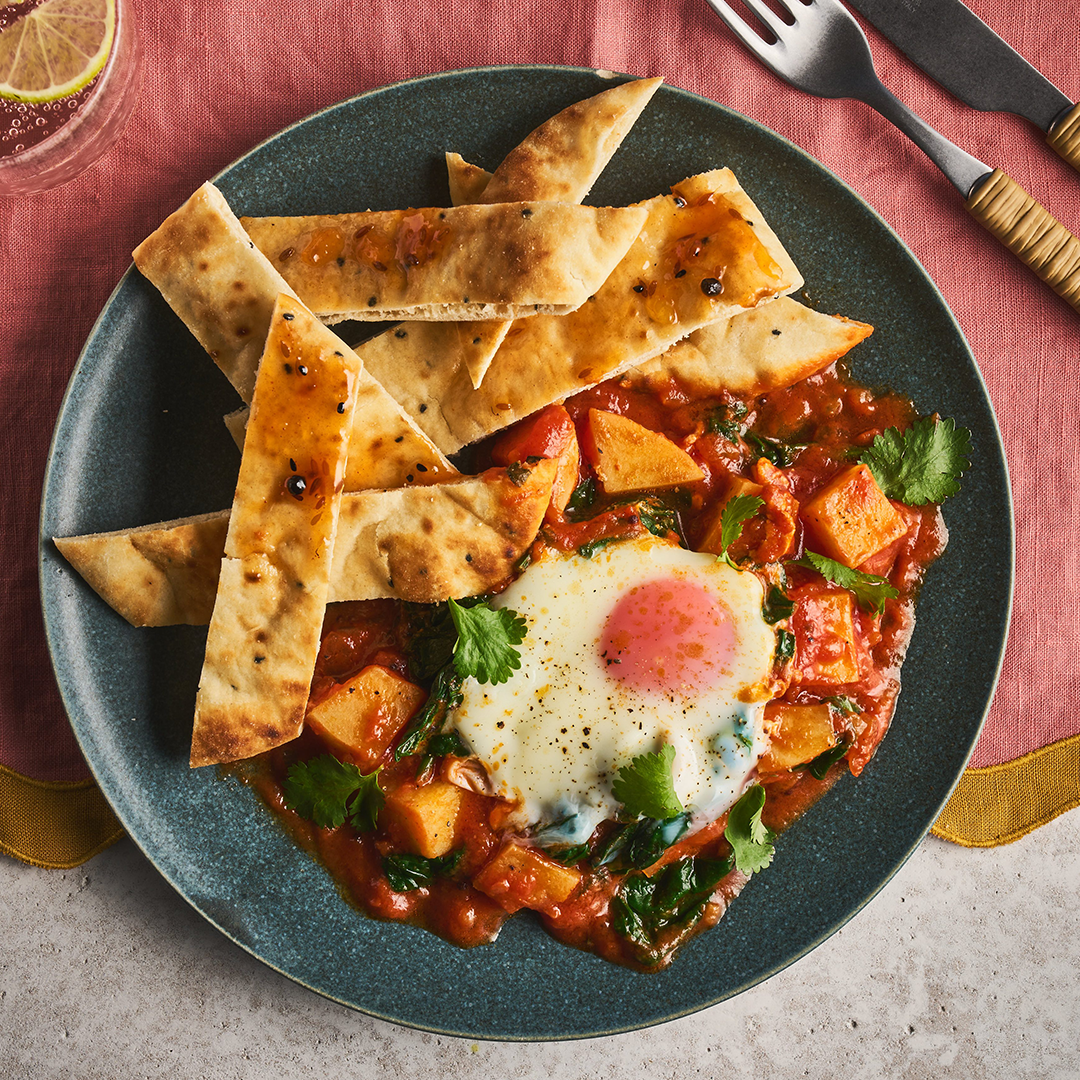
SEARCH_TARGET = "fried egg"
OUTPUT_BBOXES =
[452,535,777,844]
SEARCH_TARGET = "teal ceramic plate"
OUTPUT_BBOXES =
[39,67,1012,1040]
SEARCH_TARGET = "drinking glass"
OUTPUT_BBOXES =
[0,0,142,196]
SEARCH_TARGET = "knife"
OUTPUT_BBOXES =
[846,0,1080,174]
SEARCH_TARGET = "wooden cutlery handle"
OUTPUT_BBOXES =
[966,169,1080,313]
[1047,103,1080,174]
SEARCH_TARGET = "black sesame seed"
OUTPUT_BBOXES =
[419,403,428,413]
[701,277,724,297]
[289,458,297,472]
[336,257,345,266]
[673,195,686,208]
[521,208,533,217]
[395,329,407,339]
[675,268,687,278]
[285,475,307,499]
[254,656,265,664]
[282,312,294,320]
[406,474,414,483]
[772,328,782,336]
[283,363,292,374]
[416,463,427,472]
[337,402,346,414]
[298,365,308,375]
[465,553,473,563]
[473,337,481,345]
[367,296,377,306]
[394,435,404,443]
[632,283,645,293]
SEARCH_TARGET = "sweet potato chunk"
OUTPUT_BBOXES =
[791,585,861,685]
[472,841,582,915]
[758,702,838,773]
[380,780,465,858]
[587,409,704,494]
[305,665,426,771]
[802,464,907,569]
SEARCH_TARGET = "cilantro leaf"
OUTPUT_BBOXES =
[716,494,764,568]
[724,784,775,875]
[798,550,899,615]
[347,769,385,831]
[857,416,971,505]
[283,756,384,831]
[611,744,685,820]
[448,597,527,685]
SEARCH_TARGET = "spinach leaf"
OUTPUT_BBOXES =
[612,855,733,950]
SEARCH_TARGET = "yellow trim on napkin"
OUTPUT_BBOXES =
[0,762,123,869]
[932,733,1080,847]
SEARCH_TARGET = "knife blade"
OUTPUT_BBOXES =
[846,0,1080,173]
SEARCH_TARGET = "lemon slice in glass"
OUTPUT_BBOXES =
[0,0,116,104]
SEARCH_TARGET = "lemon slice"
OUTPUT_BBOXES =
[0,0,115,104]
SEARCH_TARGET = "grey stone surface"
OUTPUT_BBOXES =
[2,809,1078,1078]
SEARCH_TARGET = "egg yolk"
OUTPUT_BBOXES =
[599,576,737,697]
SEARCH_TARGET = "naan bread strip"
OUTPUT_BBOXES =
[191,296,362,768]
[446,152,491,206]
[54,512,230,628]
[443,77,663,388]
[478,77,662,203]
[361,169,802,454]
[222,364,459,491]
[240,202,649,323]
[134,182,456,489]
[53,463,557,627]
[627,297,874,396]
[132,182,298,403]
[328,459,557,603]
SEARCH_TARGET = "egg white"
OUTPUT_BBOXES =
[451,535,777,844]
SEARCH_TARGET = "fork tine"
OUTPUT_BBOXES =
[769,0,808,21]
[702,0,776,61]
[738,0,794,40]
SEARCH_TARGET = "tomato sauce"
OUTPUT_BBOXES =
[234,357,949,972]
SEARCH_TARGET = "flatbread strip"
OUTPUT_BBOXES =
[629,296,874,396]
[53,461,558,627]
[133,182,454,490]
[191,296,362,768]
[240,202,649,323]
[437,75,663,387]
[360,168,803,454]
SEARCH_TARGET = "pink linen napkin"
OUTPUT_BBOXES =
[2,0,1075,791]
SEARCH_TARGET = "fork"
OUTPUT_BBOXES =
[705,0,1080,312]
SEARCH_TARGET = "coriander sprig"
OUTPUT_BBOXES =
[857,416,971,505]
[797,550,899,615]
[283,755,384,830]
[611,744,685,820]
